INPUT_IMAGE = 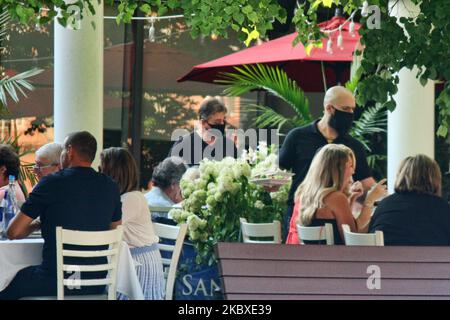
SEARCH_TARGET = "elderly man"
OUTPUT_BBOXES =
[32,142,62,180]
[279,86,376,236]
[0,131,122,300]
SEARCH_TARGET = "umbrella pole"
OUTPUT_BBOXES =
[321,61,328,92]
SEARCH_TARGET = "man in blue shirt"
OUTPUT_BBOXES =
[0,131,122,300]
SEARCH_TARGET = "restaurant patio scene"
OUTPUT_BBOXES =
[0,0,449,300]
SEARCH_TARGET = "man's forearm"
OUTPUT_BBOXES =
[29,219,41,233]
[7,214,40,239]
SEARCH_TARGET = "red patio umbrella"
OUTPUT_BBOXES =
[178,16,361,92]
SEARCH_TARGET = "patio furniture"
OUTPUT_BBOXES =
[296,223,334,245]
[55,226,124,300]
[215,243,450,299]
[0,237,144,300]
[342,224,384,246]
[239,218,281,244]
[153,223,187,300]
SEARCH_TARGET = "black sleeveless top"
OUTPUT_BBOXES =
[303,218,343,245]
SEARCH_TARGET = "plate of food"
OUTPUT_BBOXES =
[250,170,294,187]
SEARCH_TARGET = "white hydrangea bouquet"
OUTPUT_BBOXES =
[170,148,290,266]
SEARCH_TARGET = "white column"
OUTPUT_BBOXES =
[387,0,435,192]
[54,1,103,166]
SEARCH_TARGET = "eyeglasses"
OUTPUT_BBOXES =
[33,164,58,171]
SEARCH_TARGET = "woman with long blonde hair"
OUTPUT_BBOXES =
[286,144,386,244]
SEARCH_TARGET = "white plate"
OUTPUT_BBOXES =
[250,178,291,187]
[252,171,295,179]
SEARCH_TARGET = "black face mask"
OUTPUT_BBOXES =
[328,107,354,135]
[207,122,226,135]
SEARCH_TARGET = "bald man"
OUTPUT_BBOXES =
[278,86,376,237]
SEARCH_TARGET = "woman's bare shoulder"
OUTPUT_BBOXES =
[323,191,349,209]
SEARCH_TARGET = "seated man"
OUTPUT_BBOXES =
[0,131,122,300]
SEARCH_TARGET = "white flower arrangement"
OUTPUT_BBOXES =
[170,145,290,266]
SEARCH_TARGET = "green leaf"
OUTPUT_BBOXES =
[242,5,253,14]
[437,125,448,137]
[233,12,244,25]
[140,4,151,14]
[419,77,428,86]
[231,24,240,32]
[157,6,168,16]
[216,64,311,127]
[248,11,259,23]
[384,100,396,112]
[167,0,179,9]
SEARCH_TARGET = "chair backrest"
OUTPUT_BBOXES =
[149,206,173,214]
[153,223,187,300]
[239,218,281,244]
[342,224,384,246]
[296,223,334,245]
[55,226,124,300]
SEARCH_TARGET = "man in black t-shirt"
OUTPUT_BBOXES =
[1,131,122,300]
[169,97,239,166]
[279,86,376,237]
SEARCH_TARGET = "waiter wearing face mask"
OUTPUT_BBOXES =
[278,86,376,236]
[170,96,239,166]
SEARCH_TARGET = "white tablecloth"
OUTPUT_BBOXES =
[0,239,144,300]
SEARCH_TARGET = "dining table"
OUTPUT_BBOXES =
[0,238,145,300]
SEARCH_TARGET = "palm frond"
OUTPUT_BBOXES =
[217,64,312,122]
[351,103,387,148]
[367,154,387,174]
[246,104,304,131]
[0,68,43,106]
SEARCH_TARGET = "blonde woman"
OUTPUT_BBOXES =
[100,147,165,300]
[369,154,450,245]
[286,144,386,244]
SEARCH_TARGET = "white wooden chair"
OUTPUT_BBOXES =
[56,226,124,300]
[239,218,282,244]
[296,223,334,245]
[342,224,384,246]
[153,223,187,300]
[149,206,173,215]
[23,226,124,300]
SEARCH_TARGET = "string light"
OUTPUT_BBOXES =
[337,25,343,50]
[148,17,155,42]
[104,14,186,21]
[326,37,333,54]
[349,19,356,37]
[361,1,369,17]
